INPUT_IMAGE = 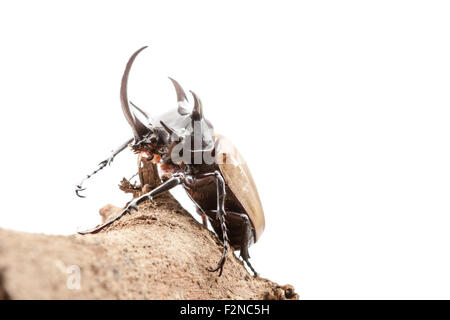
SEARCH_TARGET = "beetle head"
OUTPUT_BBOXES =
[120,46,171,157]
[120,47,215,165]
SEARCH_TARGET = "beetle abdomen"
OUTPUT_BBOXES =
[215,134,265,242]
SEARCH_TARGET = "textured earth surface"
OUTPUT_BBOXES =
[0,194,298,300]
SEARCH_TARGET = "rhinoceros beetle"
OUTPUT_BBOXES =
[76,46,265,276]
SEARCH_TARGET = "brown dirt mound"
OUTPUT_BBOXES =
[0,193,298,300]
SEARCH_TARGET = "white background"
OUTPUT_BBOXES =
[1,1,450,299]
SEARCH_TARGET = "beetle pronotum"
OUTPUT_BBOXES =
[76,46,265,276]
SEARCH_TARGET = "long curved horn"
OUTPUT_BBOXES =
[168,77,189,115]
[190,90,203,120]
[120,46,152,141]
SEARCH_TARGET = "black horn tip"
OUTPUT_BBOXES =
[190,90,203,119]
[169,77,189,101]
[169,77,190,115]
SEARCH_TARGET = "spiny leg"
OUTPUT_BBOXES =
[128,171,139,182]
[78,173,184,235]
[75,137,134,198]
[199,171,229,277]
[205,210,258,277]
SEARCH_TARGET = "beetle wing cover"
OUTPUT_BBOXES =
[216,134,265,242]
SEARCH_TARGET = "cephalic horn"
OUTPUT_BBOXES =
[160,120,180,141]
[168,77,189,115]
[120,46,152,142]
[190,90,203,121]
[130,101,153,123]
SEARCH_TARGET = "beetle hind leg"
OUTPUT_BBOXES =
[232,212,259,277]
[205,210,259,277]
[241,246,258,277]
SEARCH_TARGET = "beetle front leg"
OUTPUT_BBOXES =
[75,137,134,198]
[78,173,184,234]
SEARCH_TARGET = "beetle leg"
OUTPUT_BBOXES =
[78,173,184,234]
[204,210,258,277]
[75,137,134,198]
[227,212,258,277]
[201,171,229,277]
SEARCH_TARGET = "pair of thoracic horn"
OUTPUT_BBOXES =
[160,81,204,142]
[168,77,203,120]
[121,46,204,142]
